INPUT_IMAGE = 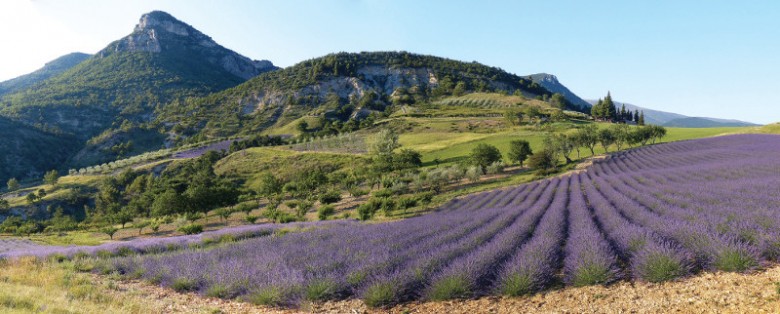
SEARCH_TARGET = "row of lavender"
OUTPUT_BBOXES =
[0,222,336,260]
[4,134,779,307]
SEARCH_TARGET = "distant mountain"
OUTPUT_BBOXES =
[0,52,91,96]
[587,100,759,127]
[662,117,759,128]
[0,11,278,177]
[156,51,564,139]
[527,73,590,110]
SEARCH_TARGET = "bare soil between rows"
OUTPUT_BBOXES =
[113,264,780,313]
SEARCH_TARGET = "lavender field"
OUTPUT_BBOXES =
[5,134,780,307]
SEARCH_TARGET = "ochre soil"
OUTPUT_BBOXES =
[116,264,780,313]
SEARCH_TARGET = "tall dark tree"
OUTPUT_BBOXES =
[638,111,646,125]
[604,92,617,121]
[620,104,627,122]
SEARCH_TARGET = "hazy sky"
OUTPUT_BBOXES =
[2,0,779,124]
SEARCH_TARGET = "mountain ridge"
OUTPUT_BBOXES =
[0,52,91,96]
[586,100,759,127]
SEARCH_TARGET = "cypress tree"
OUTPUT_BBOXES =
[604,92,617,121]
[620,104,627,121]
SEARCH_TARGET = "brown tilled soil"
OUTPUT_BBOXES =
[115,264,780,313]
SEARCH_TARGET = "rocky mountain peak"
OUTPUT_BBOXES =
[99,11,278,79]
[134,11,194,37]
[531,73,559,84]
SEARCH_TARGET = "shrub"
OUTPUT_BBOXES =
[317,205,335,220]
[244,215,259,224]
[318,191,342,204]
[178,224,204,235]
[485,161,505,175]
[372,188,393,198]
[415,191,434,205]
[357,203,376,221]
[465,166,482,182]
[380,199,397,215]
[397,197,417,210]
[348,187,369,197]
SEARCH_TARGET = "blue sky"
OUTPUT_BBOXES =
[2,0,779,123]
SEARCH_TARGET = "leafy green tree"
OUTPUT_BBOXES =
[551,134,575,163]
[550,109,566,122]
[43,170,59,185]
[369,128,400,171]
[577,124,600,155]
[151,190,186,217]
[393,149,422,170]
[255,173,283,201]
[150,221,161,233]
[649,124,666,143]
[101,226,119,240]
[0,199,9,214]
[215,207,233,224]
[638,111,646,126]
[551,93,566,109]
[114,209,134,228]
[470,143,502,170]
[524,106,543,122]
[453,81,466,96]
[507,140,533,167]
[503,108,522,126]
[296,120,309,133]
[26,192,39,205]
[6,178,19,192]
[528,147,559,174]
[598,128,616,152]
[134,219,151,235]
[611,124,631,151]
